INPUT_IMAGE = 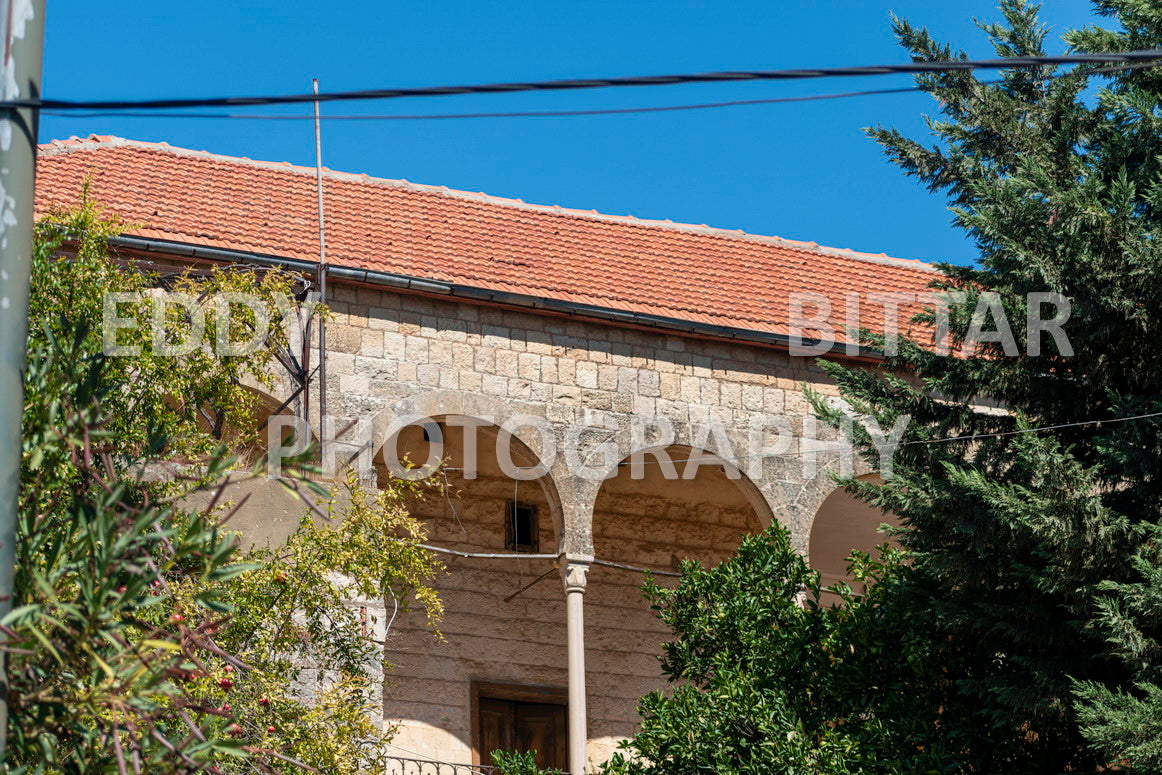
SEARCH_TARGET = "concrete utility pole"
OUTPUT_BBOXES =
[0,0,46,761]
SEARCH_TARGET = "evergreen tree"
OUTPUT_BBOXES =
[503,4,1162,773]
[811,0,1162,770]
[1072,520,1162,771]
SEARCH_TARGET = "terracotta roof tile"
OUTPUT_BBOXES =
[35,135,937,343]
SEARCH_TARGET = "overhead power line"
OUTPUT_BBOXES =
[41,59,1162,123]
[42,84,929,121]
[15,50,1162,112]
[615,409,1162,468]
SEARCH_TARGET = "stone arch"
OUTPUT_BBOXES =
[237,372,297,413]
[375,396,577,765]
[588,420,778,529]
[587,441,770,573]
[582,441,770,763]
[190,381,308,465]
[807,474,900,593]
[372,390,566,547]
[180,383,317,550]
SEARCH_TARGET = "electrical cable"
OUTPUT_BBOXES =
[16,50,1162,112]
[40,85,933,121]
[607,409,1162,468]
[40,60,1159,124]
[383,411,1162,577]
[593,558,681,578]
[407,540,682,578]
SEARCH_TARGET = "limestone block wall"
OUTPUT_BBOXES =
[230,279,875,769]
[584,463,763,762]
[318,284,850,548]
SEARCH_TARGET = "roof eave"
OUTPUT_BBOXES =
[107,234,886,363]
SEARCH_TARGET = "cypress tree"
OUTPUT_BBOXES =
[812,1,1162,770]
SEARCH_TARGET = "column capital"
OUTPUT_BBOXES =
[559,553,593,593]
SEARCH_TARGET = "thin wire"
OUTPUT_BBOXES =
[614,409,1162,468]
[385,412,1162,576]
[415,542,557,561]
[376,411,1157,580]
[42,84,929,121]
[901,410,1162,447]
[503,566,558,603]
[413,540,681,579]
[16,50,1162,111]
[41,61,1158,124]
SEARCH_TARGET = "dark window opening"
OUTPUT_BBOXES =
[506,501,539,553]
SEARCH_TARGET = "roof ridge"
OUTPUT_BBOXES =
[38,134,936,273]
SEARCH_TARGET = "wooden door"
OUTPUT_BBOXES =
[514,702,567,770]
[477,697,567,771]
[478,698,514,765]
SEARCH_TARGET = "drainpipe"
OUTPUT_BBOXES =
[311,78,328,455]
[560,552,592,774]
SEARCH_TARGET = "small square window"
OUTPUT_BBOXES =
[505,501,539,553]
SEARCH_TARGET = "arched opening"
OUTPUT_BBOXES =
[376,415,569,769]
[379,415,563,548]
[585,445,767,764]
[192,384,297,465]
[808,475,900,599]
[181,386,311,548]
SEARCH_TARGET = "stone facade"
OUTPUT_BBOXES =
[231,280,886,770]
[35,136,921,774]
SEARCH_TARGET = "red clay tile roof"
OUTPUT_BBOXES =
[35,135,936,342]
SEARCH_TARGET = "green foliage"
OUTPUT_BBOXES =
[8,326,253,772]
[606,4,1162,772]
[1071,519,1162,772]
[203,470,443,775]
[491,750,564,775]
[6,197,443,773]
[32,192,297,470]
[601,527,957,775]
[803,0,1162,771]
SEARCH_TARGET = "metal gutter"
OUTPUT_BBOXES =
[109,234,883,362]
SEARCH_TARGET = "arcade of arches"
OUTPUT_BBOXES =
[268,414,895,771]
[216,291,905,774]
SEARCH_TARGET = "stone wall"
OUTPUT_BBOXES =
[230,279,889,769]
[319,284,852,550]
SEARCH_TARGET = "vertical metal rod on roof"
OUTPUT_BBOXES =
[0,0,46,761]
[312,78,328,459]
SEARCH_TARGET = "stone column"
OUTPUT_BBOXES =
[561,553,592,774]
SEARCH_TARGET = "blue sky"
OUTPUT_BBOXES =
[40,1,1104,266]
